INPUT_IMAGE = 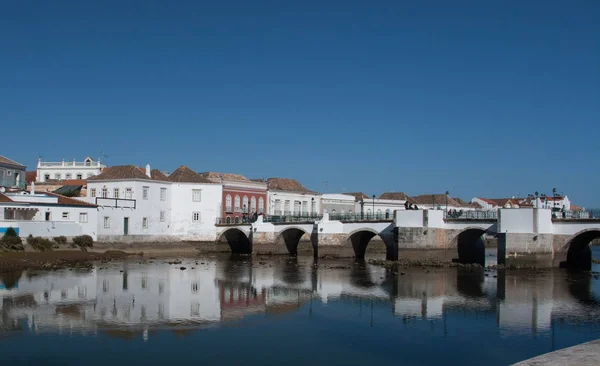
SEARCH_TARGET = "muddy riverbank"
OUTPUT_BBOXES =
[0,250,134,273]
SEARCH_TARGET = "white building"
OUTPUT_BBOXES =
[266,178,321,216]
[37,156,106,182]
[346,192,407,219]
[0,186,98,240]
[85,164,222,242]
[0,155,26,189]
[321,193,356,215]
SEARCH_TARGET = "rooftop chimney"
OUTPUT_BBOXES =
[145,164,151,178]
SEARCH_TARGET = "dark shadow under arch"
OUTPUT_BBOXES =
[347,229,397,261]
[218,228,251,254]
[276,227,318,257]
[561,230,600,271]
[453,228,486,266]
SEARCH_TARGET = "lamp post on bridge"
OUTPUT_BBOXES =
[372,194,375,219]
[445,191,449,211]
[360,199,364,220]
[432,194,436,210]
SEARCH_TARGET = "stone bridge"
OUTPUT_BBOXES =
[216,214,397,260]
[216,208,600,270]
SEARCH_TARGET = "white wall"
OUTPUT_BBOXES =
[170,183,222,241]
[394,210,424,227]
[499,208,534,233]
[88,180,171,237]
[267,191,321,215]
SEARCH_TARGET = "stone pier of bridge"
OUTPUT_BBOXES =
[216,208,600,269]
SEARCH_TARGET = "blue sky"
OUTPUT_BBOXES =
[1,1,599,206]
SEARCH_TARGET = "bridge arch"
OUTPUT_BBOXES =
[275,226,315,256]
[217,228,251,254]
[449,227,487,266]
[559,229,600,271]
[346,228,396,261]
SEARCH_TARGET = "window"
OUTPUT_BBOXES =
[192,189,201,202]
[90,188,96,197]
[160,188,167,201]
[125,188,132,199]
[113,188,119,199]
[54,173,61,180]
[311,200,316,214]
[65,173,72,180]
[79,213,88,223]
[243,196,249,212]
[251,197,257,212]
[284,200,290,214]
[160,211,165,222]
[142,217,148,229]
[293,201,301,214]
[225,195,232,212]
[44,174,50,181]
[192,212,200,222]
[104,216,110,228]
[62,212,69,219]
[274,199,281,214]
[76,174,83,180]
[234,195,241,208]
[258,197,264,213]
[143,186,149,200]
[302,201,308,214]
[101,188,108,198]
[6,170,12,176]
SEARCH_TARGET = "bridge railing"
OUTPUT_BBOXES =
[555,209,600,220]
[329,213,392,221]
[263,214,321,224]
[216,217,253,225]
[444,209,498,220]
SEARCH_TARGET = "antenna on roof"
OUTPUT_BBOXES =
[99,151,109,163]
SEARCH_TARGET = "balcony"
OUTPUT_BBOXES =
[225,206,233,213]
[38,161,102,168]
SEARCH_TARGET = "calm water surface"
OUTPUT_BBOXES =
[1,248,600,366]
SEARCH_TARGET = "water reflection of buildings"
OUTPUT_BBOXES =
[1,258,600,339]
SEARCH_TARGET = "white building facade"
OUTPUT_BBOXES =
[85,165,222,242]
[37,156,106,182]
[266,178,321,217]
[0,188,98,240]
[321,194,357,215]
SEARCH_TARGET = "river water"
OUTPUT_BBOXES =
[1,248,600,366]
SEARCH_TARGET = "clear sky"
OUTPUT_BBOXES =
[1,1,599,206]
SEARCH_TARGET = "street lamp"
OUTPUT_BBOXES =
[372,194,375,219]
[311,197,315,217]
[360,199,364,219]
[445,191,449,211]
[553,188,557,212]
[432,194,436,210]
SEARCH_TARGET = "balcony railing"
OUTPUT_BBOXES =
[39,161,102,167]
[554,209,600,220]
[329,213,392,221]
[264,214,321,224]
[444,209,498,220]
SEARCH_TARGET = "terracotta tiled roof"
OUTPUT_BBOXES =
[488,198,524,207]
[0,192,13,203]
[199,172,250,183]
[571,204,582,211]
[26,171,37,183]
[151,169,169,181]
[267,178,317,193]
[0,156,26,168]
[88,165,165,181]
[378,192,409,200]
[410,194,463,207]
[35,179,87,186]
[346,192,370,201]
[168,166,213,184]
[474,197,498,205]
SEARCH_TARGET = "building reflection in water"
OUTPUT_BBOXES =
[0,255,599,340]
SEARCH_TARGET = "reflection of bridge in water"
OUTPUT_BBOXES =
[1,257,599,339]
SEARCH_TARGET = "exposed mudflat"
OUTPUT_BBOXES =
[0,250,133,273]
